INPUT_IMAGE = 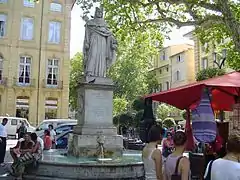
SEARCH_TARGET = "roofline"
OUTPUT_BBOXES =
[183,30,195,38]
[169,48,193,57]
[71,0,76,10]
[161,43,193,50]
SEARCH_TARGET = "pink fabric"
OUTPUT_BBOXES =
[44,136,52,150]
[163,139,173,151]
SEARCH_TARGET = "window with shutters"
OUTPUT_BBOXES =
[20,17,34,40]
[175,70,181,81]
[48,21,61,44]
[0,14,7,38]
[165,81,170,90]
[23,0,34,7]
[202,58,208,69]
[50,3,62,12]
[19,56,31,85]
[47,59,59,85]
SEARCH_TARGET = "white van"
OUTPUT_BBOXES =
[0,116,36,138]
[35,119,77,136]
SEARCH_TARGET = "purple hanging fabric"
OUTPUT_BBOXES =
[191,88,217,143]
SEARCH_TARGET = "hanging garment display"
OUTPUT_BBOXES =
[192,88,217,143]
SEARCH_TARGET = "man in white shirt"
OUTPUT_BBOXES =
[0,118,8,166]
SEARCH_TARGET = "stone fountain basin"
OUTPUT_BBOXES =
[24,149,144,180]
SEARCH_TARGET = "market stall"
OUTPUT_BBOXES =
[145,71,240,179]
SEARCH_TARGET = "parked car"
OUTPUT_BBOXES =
[0,116,35,138]
[39,122,76,139]
[55,130,73,149]
[55,123,76,135]
[35,119,77,136]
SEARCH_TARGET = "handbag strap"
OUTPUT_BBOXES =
[174,156,184,174]
[205,160,214,180]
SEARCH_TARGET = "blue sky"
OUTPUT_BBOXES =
[70,5,194,58]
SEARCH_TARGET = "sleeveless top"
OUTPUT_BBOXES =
[164,154,182,180]
[204,159,240,180]
[143,148,157,180]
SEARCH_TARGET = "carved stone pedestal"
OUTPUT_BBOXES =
[68,77,123,157]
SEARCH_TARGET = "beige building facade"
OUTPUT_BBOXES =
[170,48,195,88]
[0,0,74,125]
[152,44,195,91]
[184,31,233,120]
[151,44,195,120]
[184,31,232,74]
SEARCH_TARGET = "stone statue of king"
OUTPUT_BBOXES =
[83,7,117,77]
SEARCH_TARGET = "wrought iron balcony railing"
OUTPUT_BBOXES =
[13,77,36,87]
[42,79,63,89]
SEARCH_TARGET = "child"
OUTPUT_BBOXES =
[43,130,52,150]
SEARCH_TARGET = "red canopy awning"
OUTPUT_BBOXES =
[146,71,240,111]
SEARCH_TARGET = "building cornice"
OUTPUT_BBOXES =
[71,0,76,10]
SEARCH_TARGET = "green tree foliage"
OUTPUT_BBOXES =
[77,0,240,70]
[69,52,84,110]
[157,103,181,121]
[163,118,176,129]
[133,110,144,128]
[181,110,187,120]
[113,98,128,117]
[113,112,134,127]
[131,96,145,112]
[196,67,226,81]
[108,32,161,101]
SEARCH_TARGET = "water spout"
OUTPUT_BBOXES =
[96,132,105,158]
[96,132,113,163]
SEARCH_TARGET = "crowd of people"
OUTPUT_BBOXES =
[142,124,240,180]
[0,118,57,180]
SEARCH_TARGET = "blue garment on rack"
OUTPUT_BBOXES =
[192,89,217,143]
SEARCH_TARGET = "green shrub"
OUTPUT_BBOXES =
[163,117,176,128]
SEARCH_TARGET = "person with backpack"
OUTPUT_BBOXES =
[204,134,240,180]
[16,122,27,140]
[164,131,190,180]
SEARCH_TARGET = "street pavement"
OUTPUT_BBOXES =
[0,139,17,179]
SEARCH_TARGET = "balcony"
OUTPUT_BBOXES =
[13,77,36,88]
[42,79,63,89]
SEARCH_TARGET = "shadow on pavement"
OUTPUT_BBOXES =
[0,163,14,179]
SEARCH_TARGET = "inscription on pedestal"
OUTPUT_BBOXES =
[85,89,113,124]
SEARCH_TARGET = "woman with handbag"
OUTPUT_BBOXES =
[142,125,163,180]
[164,131,190,180]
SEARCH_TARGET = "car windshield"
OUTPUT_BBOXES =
[36,122,49,131]
[22,119,29,127]
[55,125,74,135]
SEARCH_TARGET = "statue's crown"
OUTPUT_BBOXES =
[95,6,103,12]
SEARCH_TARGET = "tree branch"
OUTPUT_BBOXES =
[137,18,197,27]
[159,0,221,12]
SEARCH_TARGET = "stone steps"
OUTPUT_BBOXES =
[24,175,74,180]
[24,175,145,180]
